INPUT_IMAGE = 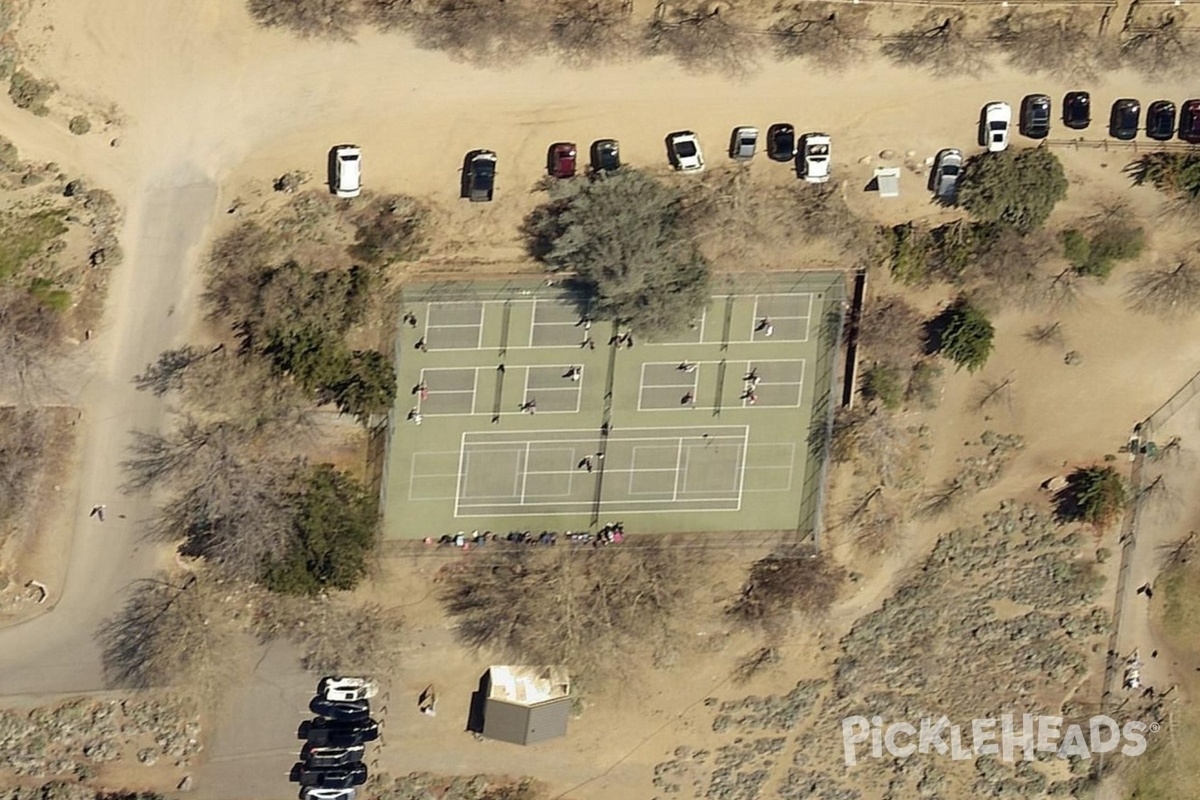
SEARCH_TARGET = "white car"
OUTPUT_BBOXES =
[983,102,1011,153]
[800,133,831,184]
[333,146,362,198]
[302,789,356,800]
[320,677,378,703]
[668,131,704,172]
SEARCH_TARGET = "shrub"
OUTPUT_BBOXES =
[1058,465,1127,527]
[906,359,944,409]
[728,548,846,629]
[1062,225,1145,279]
[67,114,91,135]
[933,297,995,373]
[860,363,905,409]
[524,169,709,337]
[348,194,428,265]
[0,209,68,279]
[262,464,378,594]
[8,69,54,114]
[858,295,924,364]
[886,223,932,285]
[1129,152,1200,207]
[958,148,1068,232]
[28,277,71,311]
[0,135,17,169]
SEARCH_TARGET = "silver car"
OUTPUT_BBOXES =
[729,126,758,161]
[933,148,963,202]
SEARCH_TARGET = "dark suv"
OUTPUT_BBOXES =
[1020,94,1051,139]
[1063,91,1090,130]
[303,720,379,747]
[1146,101,1177,141]
[466,150,497,202]
[1109,99,1140,140]
[1178,99,1200,144]
[590,139,620,172]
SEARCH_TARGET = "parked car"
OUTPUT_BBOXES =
[1146,101,1177,141]
[729,126,758,161]
[767,123,796,162]
[1181,99,1200,144]
[1020,94,1051,139]
[467,150,497,202]
[799,133,831,184]
[932,148,963,203]
[297,764,368,789]
[320,677,378,703]
[333,146,361,198]
[304,720,380,747]
[590,139,621,172]
[548,142,577,178]
[983,102,1012,152]
[303,745,365,769]
[309,697,371,723]
[301,789,357,800]
[1063,91,1091,130]
[667,131,704,172]
[1109,99,1140,140]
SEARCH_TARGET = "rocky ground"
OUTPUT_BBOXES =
[654,501,1119,800]
[0,697,200,782]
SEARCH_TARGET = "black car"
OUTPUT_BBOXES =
[303,745,365,769]
[1020,94,1051,139]
[296,763,368,789]
[309,697,371,723]
[590,139,620,173]
[766,123,795,162]
[1181,100,1200,144]
[1063,91,1090,130]
[304,720,380,747]
[1146,100,1177,141]
[467,150,497,202]
[1109,99,1140,140]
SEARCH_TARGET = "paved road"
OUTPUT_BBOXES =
[0,170,217,694]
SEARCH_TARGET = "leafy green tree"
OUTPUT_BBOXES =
[1061,225,1145,279]
[860,363,905,409]
[263,465,378,594]
[935,297,995,373]
[1060,465,1127,526]
[958,148,1068,233]
[525,170,710,337]
[324,349,397,420]
[1129,152,1200,207]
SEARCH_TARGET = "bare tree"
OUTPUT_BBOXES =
[971,375,1016,413]
[0,408,54,527]
[1025,322,1064,348]
[1045,267,1086,310]
[840,486,903,554]
[0,288,69,403]
[246,0,360,39]
[829,406,917,488]
[733,645,781,684]
[770,3,869,70]
[1125,259,1200,317]
[1136,474,1182,522]
[1120,14,1195,78]
[857,295,924,365]
[548,0,635,66]
[919,477,966,517]
[99,572,248,702]
[881,14,984,77]
[728,547,846,632]
[254,594,405,674]
[989,11,1112,81]
[439,541,706,683]
[408,0,549,65]
[645,6,762,77]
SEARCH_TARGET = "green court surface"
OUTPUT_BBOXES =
[377,273,845,539]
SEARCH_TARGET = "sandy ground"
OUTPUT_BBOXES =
[0,1,1198,798]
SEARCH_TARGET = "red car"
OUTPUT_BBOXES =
[548,142,577,178]
[1180,99,1200,144]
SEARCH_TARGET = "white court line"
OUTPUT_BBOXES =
[638,363,699,411]
[519,442,531,504]
[455,498,740,513]
[645,308,707,347]
[452,432,467,517]
[674,442,688,501]
[423,322,482,329]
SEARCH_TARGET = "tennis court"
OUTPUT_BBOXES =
[379,274,844,538]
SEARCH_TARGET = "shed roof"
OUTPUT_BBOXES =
[482,666,571,746]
